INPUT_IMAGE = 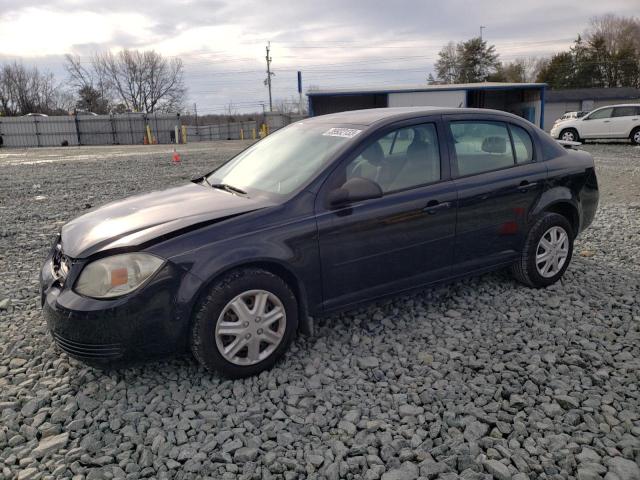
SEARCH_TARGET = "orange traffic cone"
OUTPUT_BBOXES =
[172,149,181,164]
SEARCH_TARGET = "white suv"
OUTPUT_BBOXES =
[550,104,640,145]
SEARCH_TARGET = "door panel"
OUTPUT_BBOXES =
[610,106,640,137]
[581,119,612,138]
[315,118,457,310]
[580,107,613,138]
[316,183,457,309]
[453,162,547,272]
[443,116,548,273]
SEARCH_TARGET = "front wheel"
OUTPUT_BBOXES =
[560,129,579,142]
[512,213,574,288]
[630,127,640,145]
[191,268,298,378]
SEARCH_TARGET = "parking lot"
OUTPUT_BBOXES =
[0,141,639,480]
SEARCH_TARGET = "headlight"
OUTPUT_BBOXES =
[74,253,164,299]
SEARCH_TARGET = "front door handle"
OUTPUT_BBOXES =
[423,200,451,215]
[603,120,610,123]
[518,180,538,192]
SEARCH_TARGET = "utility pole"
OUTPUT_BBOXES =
[194,103,198,127]
[264,42,274,112]
[480,25,486,41]
[297,71,303,115]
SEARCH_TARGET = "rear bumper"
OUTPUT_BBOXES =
[41,258,202,365]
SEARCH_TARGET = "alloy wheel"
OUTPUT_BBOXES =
[536,226,569,278]
[561,131,575,142]
[215,289,286,366]
[633,130,640,144]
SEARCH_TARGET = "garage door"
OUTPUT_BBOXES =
[388,91,466,108]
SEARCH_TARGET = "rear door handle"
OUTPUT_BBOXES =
[603,120,610,123]
[518,180,538,192]
[423,200,451,214]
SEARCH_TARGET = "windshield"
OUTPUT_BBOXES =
[207,122,360,195]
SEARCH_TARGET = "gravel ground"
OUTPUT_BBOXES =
[0,141,639,480]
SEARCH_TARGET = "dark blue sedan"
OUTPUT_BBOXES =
[41,107,599,377]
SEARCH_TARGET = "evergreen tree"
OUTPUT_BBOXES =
[536,52,576,89]
[456,38,500,83]
[435,38,500,83]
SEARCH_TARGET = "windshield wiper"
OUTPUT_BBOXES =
[211,183,248,196]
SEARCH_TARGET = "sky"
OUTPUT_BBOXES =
[0,0,638,114]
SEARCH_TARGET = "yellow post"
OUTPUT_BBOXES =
[266,124,270,136]
[146,124,153,145]
[252,128,256,140]
[181,125,187,144]
[240,128,244,140]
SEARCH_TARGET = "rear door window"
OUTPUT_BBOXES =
[612,106,638,117]
[509,124,534,164]
[449,121,515,176]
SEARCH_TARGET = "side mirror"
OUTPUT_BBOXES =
[328,177,383,208]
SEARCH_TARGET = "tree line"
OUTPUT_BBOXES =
[431,14,640,89]
[0,50,186,117]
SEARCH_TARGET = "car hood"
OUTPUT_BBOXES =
[61,182,273,258]
[554,118,577,128]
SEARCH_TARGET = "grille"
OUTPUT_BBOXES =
[52,332,123,360]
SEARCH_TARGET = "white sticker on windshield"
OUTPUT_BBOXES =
[322,127,362,138]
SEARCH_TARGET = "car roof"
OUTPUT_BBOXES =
[593,104,640,108]
[305,107,529,126]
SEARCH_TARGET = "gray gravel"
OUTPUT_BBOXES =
[1,141,639,479]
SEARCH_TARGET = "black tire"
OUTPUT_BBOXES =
[630,127,640,145]
[511,213,574,288]
[559,128,579,143]
[191,268,298,378]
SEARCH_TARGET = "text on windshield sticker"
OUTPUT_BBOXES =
[322,128,362,138]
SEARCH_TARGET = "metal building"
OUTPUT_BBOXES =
[307,82,546,128]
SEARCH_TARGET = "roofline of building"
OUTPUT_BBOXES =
[545,87,640,102]
[307,82,547,97]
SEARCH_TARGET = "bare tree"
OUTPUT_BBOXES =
[435,42,460,84]
[0,62,67,116]
[274,97,306,114]
[584,15,640,88]
[489,57,540,83]
[90,50,186,113]
[586,14,640,54]
[65,54,112,113]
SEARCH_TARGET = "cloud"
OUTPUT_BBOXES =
[1,0,639,111]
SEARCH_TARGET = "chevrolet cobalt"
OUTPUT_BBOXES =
[41,108,599,377]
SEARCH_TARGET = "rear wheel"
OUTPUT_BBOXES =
[631,127,640,145]
[560,129,579,142]
[512,213,574,288]
[191,268,298,378]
